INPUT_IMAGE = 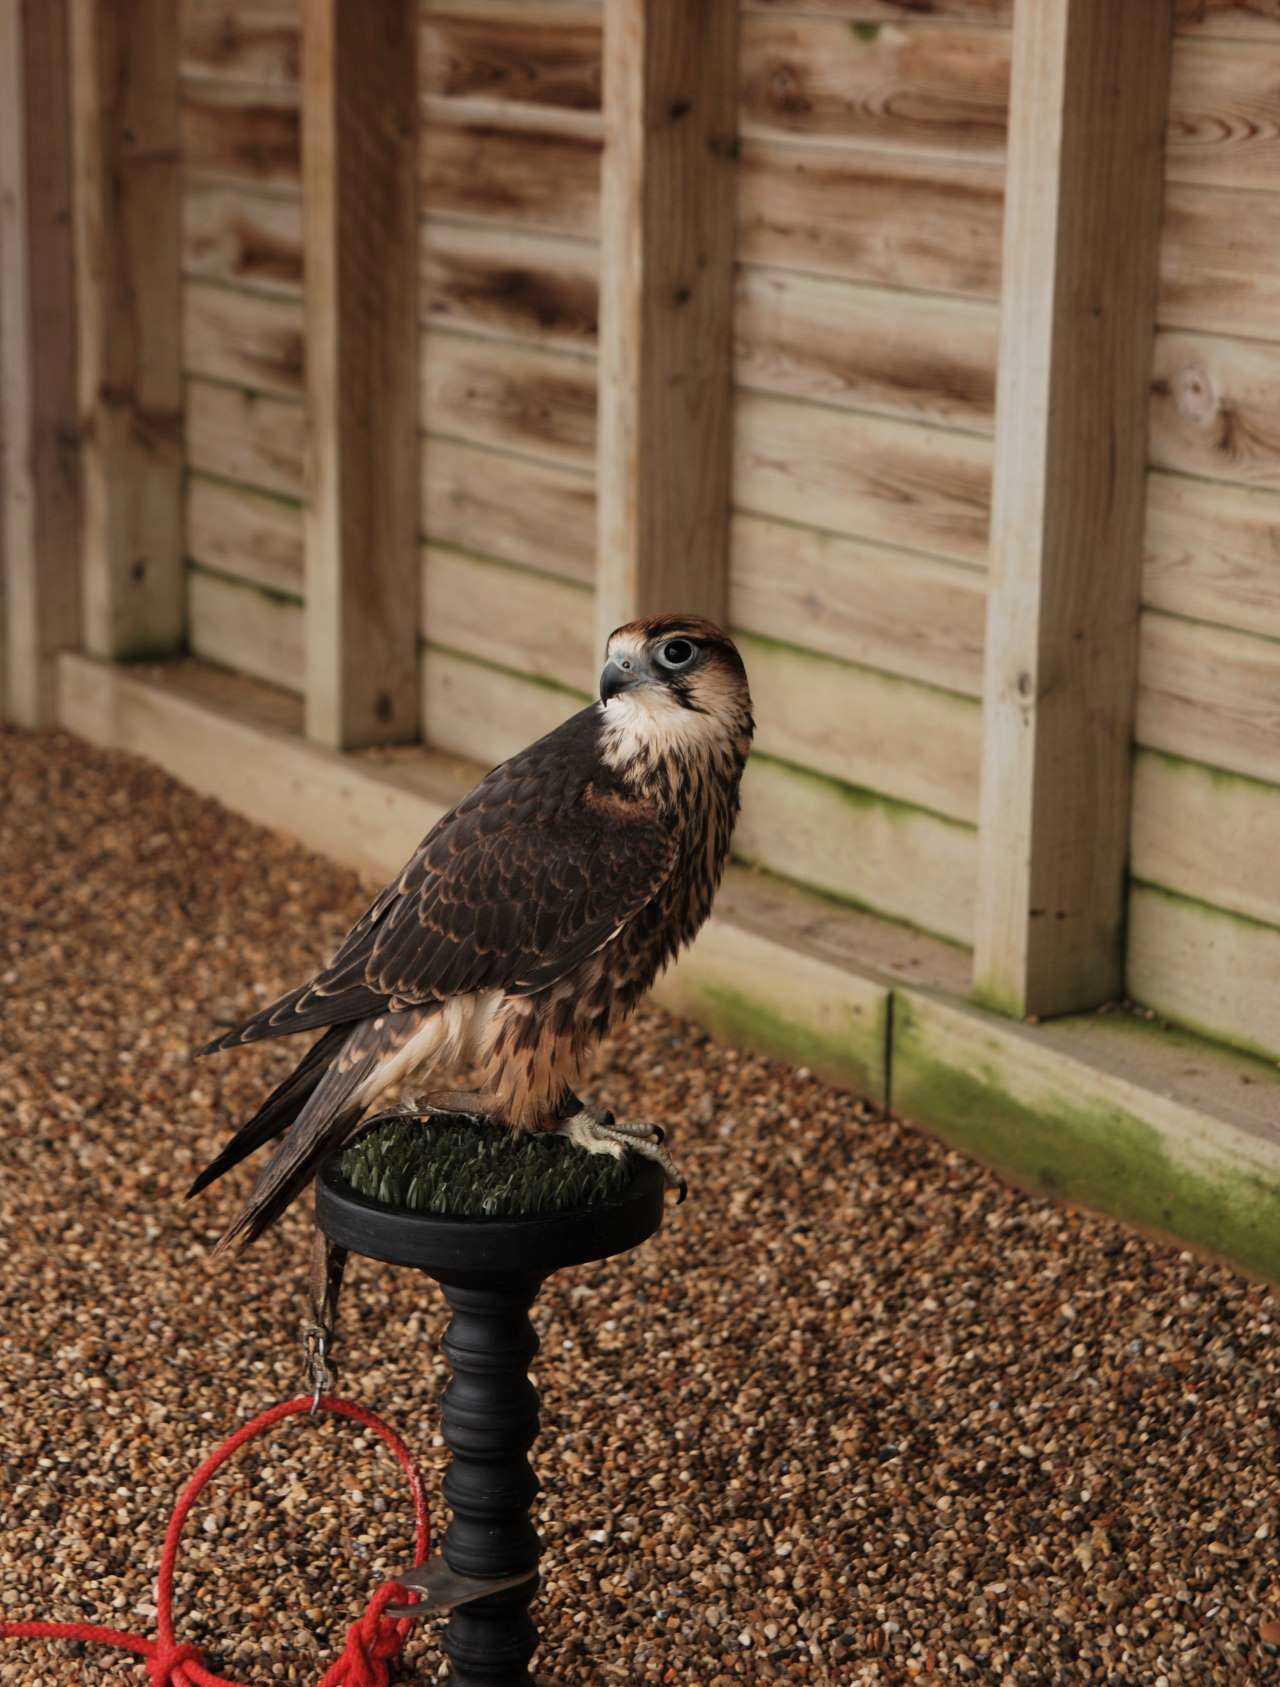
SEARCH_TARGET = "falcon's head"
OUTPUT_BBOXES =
[598,616,754,771]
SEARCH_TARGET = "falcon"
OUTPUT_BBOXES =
[191,616,754,1254]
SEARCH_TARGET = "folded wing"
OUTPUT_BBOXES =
[200,708,675,1054]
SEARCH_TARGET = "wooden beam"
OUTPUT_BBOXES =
[973,0,1171,1018]
[302,0,420,749]
[0,0,80,725]
[595,0,737,649]
[186,379,306,501]
[70,0,184,661]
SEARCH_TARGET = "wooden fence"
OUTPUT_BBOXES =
[6,0,1280,1276]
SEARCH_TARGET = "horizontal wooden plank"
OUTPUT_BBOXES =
[734,266,997,433]
[181,83,300,189]
[739,0,1012,20]
[185,474,303,596]
[419,122,1008,299]
[183,181,303,295]
[734,389,992,567]
[420,0,602,15]
[182,278,305,397]
[56,652,474,883]
[421,218,598,348]
[420,435,596,581]
[418,319,997,644]
[1132,748,1280,931]
[1128,883,1280,1062]
[1175,0,1280,41]
[1159,183,1280,340]
[738,140,1004,296]
[736,754,976,946]
[1149,330,1280,491]
[1137,609,1280,786]
[421,92,602,141]
[730,0,1279,36]
[740,17,1009,159]
[1143,471,1280,640]
[421,544,596,688]
[180,0,301,87]
[187,565,305,692]
[420,116,601,236]
[703,840,971,1001]
[422,643,587,766]
[423,539,980,823]
[185,377,306,499]
[421,4,601,113]
[741,631,981,824]
[1166,37,1280,188]
[729,511,986,697]
[420,329,596,466]
[419,17,1280,203]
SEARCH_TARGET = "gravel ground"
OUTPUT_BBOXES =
[2,725,1279,1685]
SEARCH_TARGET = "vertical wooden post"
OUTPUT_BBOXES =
[973,0,1171,1019]
[596,0,737,654]
[0,0,80,726]
[302,0,419,750]
[69,0,183,662]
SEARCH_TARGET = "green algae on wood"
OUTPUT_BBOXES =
[747,748,977,833]
[654,914,891,1104]
[891,990,1280,1286]
[1128,881,1280,1067]
[736,754,977,949]
[1132,748,1280,939]
[697,978,888,1104]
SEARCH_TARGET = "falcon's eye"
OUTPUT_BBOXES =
[657,638,696,669]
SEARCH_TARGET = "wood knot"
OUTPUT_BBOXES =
[767,63,812,118]
[1170,361,1217,427]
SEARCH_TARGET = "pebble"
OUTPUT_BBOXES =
[2,726,1279,1683]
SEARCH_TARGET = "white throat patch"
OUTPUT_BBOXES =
[597,685,730,771]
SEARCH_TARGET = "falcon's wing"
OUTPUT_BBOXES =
[201,708,674,1053]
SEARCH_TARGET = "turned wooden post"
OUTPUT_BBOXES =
[434,1274,542,1684]
[316,1140,665,1684]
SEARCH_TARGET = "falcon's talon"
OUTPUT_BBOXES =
[557,1110,686,1196]
[557,1111,626,1162]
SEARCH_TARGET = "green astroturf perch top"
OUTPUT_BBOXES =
[337,1114,633,1218]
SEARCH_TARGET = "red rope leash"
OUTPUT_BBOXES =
[0,1395,430,1686]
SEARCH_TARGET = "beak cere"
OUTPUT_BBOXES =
[600,657,640,703]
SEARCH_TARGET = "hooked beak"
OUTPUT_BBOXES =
[600,656,644,704]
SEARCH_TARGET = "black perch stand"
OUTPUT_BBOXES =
[315,1133,666,1686]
